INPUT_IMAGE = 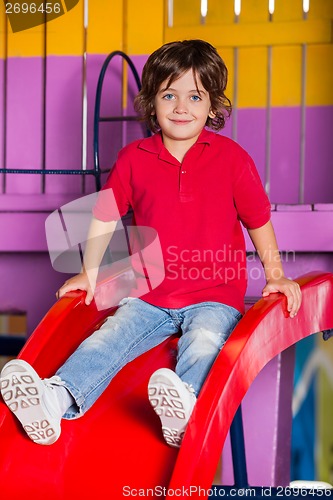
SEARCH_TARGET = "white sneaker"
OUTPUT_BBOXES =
[0,359,63,445]
[148,368,197,448]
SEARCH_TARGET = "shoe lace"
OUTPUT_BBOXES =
[43,375,64,388]
[184,383,197,398]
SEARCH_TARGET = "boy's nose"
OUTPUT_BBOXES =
[174,99,188,113]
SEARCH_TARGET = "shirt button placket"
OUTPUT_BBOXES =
[179,168,185,194]
[179,164,192,201]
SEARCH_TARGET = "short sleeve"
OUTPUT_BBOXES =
[93,158,132,222]
[232,149,271,229]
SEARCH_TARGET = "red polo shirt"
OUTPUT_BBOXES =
[93,128,271,314]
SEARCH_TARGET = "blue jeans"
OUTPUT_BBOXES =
[57,298,242,419]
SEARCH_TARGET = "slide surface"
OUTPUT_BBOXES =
[0,272,332,499]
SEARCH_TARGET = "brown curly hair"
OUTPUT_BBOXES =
[134,39,232,133]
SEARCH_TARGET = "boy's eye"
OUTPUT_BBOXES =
[163,93,175,100]
[190,95,202,102]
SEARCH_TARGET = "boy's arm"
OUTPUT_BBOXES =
[56,217,117,305]
[247,220,302,318]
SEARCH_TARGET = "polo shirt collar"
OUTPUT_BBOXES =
[137,128,213,164]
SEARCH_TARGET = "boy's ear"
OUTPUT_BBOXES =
[208,109,216,119]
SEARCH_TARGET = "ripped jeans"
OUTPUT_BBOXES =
[56,298,242,419]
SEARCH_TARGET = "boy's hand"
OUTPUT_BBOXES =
[56,272,96,306]
[262,277,302,318]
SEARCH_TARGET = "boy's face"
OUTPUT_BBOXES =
[153,70,213,150]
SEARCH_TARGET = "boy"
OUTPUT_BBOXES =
[0,40,301,448]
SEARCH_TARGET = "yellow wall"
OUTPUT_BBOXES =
[165,0,332,107]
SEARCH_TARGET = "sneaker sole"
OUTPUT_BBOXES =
[0,360,60,445]
[148,370,194,448]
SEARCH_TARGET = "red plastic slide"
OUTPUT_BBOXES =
[0,272,332,499]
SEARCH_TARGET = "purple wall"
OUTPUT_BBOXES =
[0,59,5,194]
[1,54,332,201]
[0,53,332,347]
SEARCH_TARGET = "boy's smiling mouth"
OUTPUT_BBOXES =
[169,119,193,125]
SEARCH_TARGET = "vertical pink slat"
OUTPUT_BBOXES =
[304,106,333,203]
[44,56,84,195]
[6,58,43,194]
[237,108,267,184]
[270,107,301,204]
